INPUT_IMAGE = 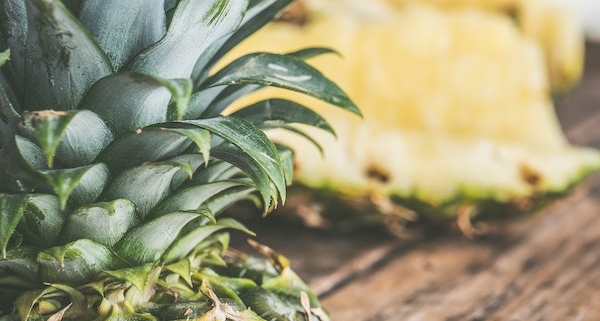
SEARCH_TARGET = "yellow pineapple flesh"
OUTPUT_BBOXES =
[224,0,599,227]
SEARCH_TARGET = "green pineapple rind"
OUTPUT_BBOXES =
[0,0,358,319]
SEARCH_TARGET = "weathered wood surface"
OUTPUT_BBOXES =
[234,42,600,320]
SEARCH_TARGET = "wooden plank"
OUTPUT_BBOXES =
[321,178,600,320]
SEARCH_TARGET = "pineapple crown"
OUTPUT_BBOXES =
[0,0,359,320]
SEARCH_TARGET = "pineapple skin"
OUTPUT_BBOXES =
[0,0,358,319]
[224,0,600,225]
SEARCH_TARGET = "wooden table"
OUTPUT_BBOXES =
[234,42,600,321]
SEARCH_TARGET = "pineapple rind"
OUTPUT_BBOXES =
[1,0,360,319]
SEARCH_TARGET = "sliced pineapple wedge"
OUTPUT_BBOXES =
[225,0,600,227]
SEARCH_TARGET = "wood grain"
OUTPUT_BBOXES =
[321,178,600,320]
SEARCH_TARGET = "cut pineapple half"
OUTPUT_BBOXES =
[225,0,600,225]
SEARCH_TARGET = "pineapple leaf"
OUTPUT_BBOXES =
[67,162,110,208]
[158,78,193,121]
[21,110,78,169]
[0,194,27,258]
[0,246,39,282]
[193,0,295,81]
[187,86,231,119]
[191,160,241,184]
[202,183,258,215]
[152,181,247,218]
[38,164,106,210]
[14,136,47,172]
[163,218,231,263]
[0,49,8,66]
[284,47,340,60]
[241,287,303,321]
[231,98,335,135]
[217,217,256,236]
[59,199,139,247]
[188,47,334,118]
[262,268,320,307]
[200,275,246,307]
[0,60,30,193]
[13,288,52,321]
[114,212,201,265]
[164,258,193,287]
[204,52,362,116]
[0,0,113,112]
[277,145,294,186]
[54,110,113,168]
[97,129,193,172]
[102,263,162,298]
[17,194,63,249]
[81,72,176,136]
[38,239,125,284]
[181,116,286,208]
[103,162,188,219]
[192,84,262,119]
[129,0,247,79]
[196,49,336,118]
[78,0,167,70]
[210,145,273,211]
[46,283,92,320]
[274,124,327,156]
[152,126,212,166]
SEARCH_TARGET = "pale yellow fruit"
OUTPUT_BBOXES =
[224,0,599,224]
[381,0,585,93]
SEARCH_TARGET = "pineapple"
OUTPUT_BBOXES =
[376,0,585,94]
[224,0,600,232]
[0,0,359,320]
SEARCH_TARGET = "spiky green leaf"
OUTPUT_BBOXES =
[14,136,47,171]
[0,49,8,66]
[78,0,166,70]
[205,52,361,116]
[285,47,339,60]
[103,157,203,219]
[59,199,139,246]
[130,0,247,79]
[67,163,109,208]
[148,125,212,165]
[162,218,230,263]
[152,181,247,218]
[154,78,193,121]
[97,130,192,172]
[17,194,63,249]
[202,184,258,215]
[21,110,77,169]
[196,49,335,118]
[39,164,105,209]
[232,98,335,135]
[193,0,295,81]
[0,194,27,258]
[38,239,124,284]
[81,73,175,135]
[180,116,286,207]
[55,110,113,168]
[0,246,39,282]
[191,160,241,184]
[0,0,112,112]
[102,263,162,297]
[103,164,179,219]
[114,212,200,265]
[211,145,273,210]
[277,145,294,186]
